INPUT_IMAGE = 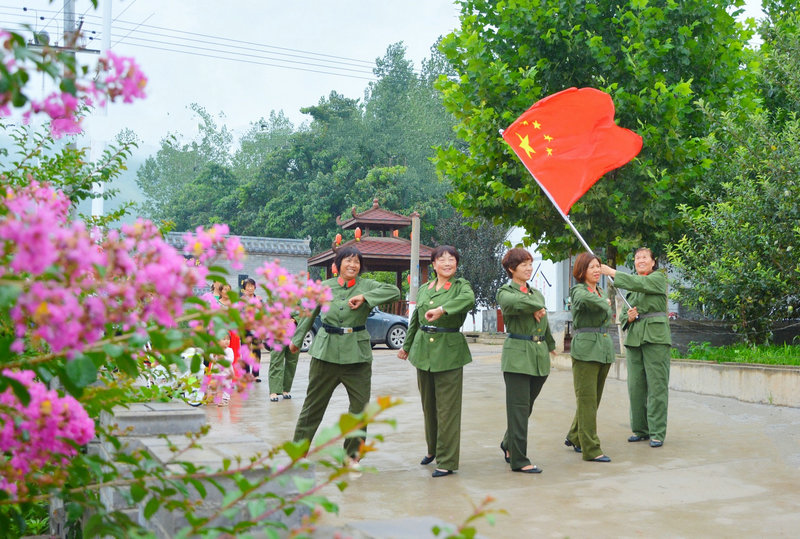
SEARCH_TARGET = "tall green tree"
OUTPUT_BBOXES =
[667,9,800,344]
[435,0,758,264]
[136,104,233,223]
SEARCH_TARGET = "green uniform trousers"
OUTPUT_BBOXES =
[268,347,299,395]
[567,359,611,461]
[293,358,371,458]
[417,367,463,471]
[501,372,547,470]
[626,343,670,441]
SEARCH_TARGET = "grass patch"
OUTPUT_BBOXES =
[672,342,800,366]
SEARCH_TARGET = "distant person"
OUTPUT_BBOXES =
[289,246,400,462]
[600,248,671,448]
[242,277,263,382]
[397,245,475,478]
[269,315,300,402]
[496,248,556,474]
[565,252,615,463]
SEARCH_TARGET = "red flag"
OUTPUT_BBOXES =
[502,87,642,215]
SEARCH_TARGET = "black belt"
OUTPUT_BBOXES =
[420,325,459,334]
[322,323,366,334]
[573,327,609,334]
[507,333,545,342]
[638,312,667,319]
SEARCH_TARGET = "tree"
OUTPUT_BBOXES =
[136,104,233,223]
[435,0,759,264]
[667,10,800,344]
[434,215,508,314]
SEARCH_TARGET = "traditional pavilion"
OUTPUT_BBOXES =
[307,199,433,292]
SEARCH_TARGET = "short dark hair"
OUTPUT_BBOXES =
[431,245,460,264]
[634,247,658,270]
[501,248,533,278]
[244,278,256,288]
[334,246,365,274]
[573,252,601,283]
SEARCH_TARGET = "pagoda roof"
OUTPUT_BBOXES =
[308,237,433,273]
[336,198,413,230]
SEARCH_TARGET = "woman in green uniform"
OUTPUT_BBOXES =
[290,246,400,460]
[565,252,615,462]
[600,247,671,448]
[268,316,299,402]
[497,248,556,474]
[397,245,475,478]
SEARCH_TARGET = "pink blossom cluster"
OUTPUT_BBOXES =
[1,33,148,137]
[0,369,95,496]
[182,224,245,269]
[1,182,205,354]
[240,262,332,351]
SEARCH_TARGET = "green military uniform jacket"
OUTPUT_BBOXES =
[496,282,555,376]
[292,276,400,364]
[612,271,672,347]
[403,277,475,372]
[569,283,615,363]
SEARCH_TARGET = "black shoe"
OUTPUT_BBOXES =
[564,439,581,453]
[591,455,611,462]
[432,469,454,478]
[500,443,510,463]
[628,434,650,442]
[512,465,542,474]
[650,440,663,448]
[282,393,292,399]
[420,454,435,465]
[255,377,262,383]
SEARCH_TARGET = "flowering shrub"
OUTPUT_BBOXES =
[1,30,147,137]
[0,369,95,497]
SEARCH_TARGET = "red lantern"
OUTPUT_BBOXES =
[335,233,342,246]
[355,227,362,241]
[407,274,411,284]
[393,229,399,237]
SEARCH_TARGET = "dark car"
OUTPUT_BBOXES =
[300,307,408,352]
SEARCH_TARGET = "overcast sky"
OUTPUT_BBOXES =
[5,0,765,152]
[6,0,461,149]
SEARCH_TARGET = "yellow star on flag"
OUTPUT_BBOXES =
[544,134,553,142]
[532,120,541,129]
[516,133,536,158]
[546,147,553,156]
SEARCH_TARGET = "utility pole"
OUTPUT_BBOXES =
[408,211,421,320]
[90,0,113,218]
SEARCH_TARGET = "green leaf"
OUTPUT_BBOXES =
[282,439,309,461]
[103,343,124,358]
[0,284,21,308]
[130,483,147,503]
[144,496,161,519]
[65,355,98,388]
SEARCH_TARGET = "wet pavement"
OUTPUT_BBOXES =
[205,344,800,538]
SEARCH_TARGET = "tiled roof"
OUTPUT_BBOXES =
[336,199,412,230]
[165,232,311,256]
[308,237,433,267]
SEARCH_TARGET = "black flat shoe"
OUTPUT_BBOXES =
[628,434,650,442]
[591,455,611,462]
[420,454,435,465]
[564,439,581,453]
[512,465,542,474]
[650,440,663,448]
[432,469,454,478]
[500,443,510,463]
[282,393,292,399]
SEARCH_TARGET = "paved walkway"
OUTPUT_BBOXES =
[204,344,800,538]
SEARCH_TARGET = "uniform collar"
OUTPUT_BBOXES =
[337,276,356,288]
[428,278,453,290]
[512,281,528,294]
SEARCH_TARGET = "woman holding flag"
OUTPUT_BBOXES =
[565,252,615,462]
[600,248,671,448]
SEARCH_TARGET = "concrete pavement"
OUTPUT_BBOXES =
[204,343,800,538]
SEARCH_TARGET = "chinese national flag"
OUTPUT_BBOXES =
[502,87,642,215]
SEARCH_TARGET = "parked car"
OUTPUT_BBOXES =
[300,307,408,352]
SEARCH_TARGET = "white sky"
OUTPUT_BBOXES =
[5,0,764,152]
